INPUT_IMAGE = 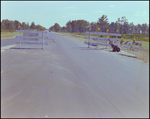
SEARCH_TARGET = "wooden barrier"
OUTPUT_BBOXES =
[130,38,142,50]
[15,30,47,50]
[85,30,121,49]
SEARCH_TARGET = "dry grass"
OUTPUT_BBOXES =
[56,32,149,65]
[120,48,149,64]
[1,32,18,35]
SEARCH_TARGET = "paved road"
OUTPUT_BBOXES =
[1,38,19,47]
[1,31,149,118]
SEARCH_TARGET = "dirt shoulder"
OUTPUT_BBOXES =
[56,32,149,65]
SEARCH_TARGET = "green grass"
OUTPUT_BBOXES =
[1,32,22,37]
[139,41,149,50]
[57,32,71,35]
[1,32,23,40]
[123,33,149,42]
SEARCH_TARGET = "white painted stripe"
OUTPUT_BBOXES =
[1,45,16,52]
[1,45,16,49]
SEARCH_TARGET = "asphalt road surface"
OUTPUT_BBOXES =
[1,31,149,118]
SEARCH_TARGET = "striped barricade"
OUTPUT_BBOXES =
[133,42,142,46]
[120,41,131,45]
[120,40,131,50]
[130,40,142,50]
[109,40,118,44]
[120,40,143,50]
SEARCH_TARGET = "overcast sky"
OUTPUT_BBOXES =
[1,1,149,29]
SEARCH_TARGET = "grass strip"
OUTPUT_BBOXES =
[1,32,23,40]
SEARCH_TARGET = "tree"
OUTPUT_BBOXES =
[84,21,90,31]
[97,15,109,32]
[116,18,121,33]
[116,16,128,34]
[141,23,147,34]
[120,16,128,34]
[123,21,129,34]
[30,22,35,29]
[114,21,119,33]
[129,22,134,34]
[14,20,21,29]
[134,25,138,34]
[90,22,98,32]
[146,24,149,34]
[90,22,94,31]
[35,24,42,31]
[53,23,60,32]
[60,26,66,31]
[121,16,125,34]
[21,22,26,30]
[7,20,15,32]
[77,20,83,32]
[137,24,141,34]
[71,20,78,32]
[66,20,72,32]
[49,27,51,31]
[2,19,10,29]
[84,20,90,32]
[49,26,54,31]
[26,22,30,30]
[1,22,5,29]
[1,19,46,31]
[109,22,116,33]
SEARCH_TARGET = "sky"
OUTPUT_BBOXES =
[1,1,149,29]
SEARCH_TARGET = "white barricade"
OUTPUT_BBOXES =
[15,30,48,50]
[85,31,121,49]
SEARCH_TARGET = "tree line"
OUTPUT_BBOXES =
[50,15,149,34]
[1,19,46,31]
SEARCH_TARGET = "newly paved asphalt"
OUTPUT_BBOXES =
[1,31,149,118]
